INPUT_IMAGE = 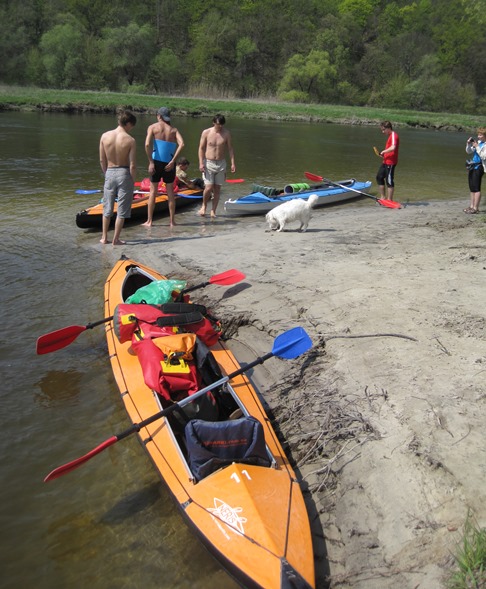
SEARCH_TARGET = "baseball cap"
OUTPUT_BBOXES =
[157,107,171,122]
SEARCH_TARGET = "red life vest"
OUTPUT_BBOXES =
[131,335,201,401]
[113,303,221,346]
[113,304,168,343]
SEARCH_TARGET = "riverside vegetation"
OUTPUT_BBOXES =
[1,0,484,115]
[0,86,484,132]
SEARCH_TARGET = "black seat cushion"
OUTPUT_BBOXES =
[185,417,271,481]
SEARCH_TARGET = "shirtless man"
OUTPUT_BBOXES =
[99,110,137,245]
[198,114,236,217]
[143,107,185,227]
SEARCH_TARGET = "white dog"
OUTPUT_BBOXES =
[266,194,319,232]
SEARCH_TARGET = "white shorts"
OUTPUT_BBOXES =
[203,159,226,186]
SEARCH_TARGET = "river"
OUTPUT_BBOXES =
[0,110,470,589]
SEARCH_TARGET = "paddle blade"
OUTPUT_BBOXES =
[373,146,381,157]
[272,327,312,359]
[36,325,86,355]
[304,172,323,183]
[209,269,246,286]
[226,179,245,184]
[44,436,118,482]
[76,189,101,195]
[377,198,402,209]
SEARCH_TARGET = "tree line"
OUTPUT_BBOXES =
[1,0,484,114]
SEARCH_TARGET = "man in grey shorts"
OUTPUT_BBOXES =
[99,110,137,245]
[198,114,236,217]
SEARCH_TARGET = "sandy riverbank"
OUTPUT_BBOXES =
[108,198,486,588]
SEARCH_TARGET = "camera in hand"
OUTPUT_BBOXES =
[468,137,475,142]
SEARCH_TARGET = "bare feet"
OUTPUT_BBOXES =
[210,211,217,218]
[112,239,126,245]
[100,238,109,244]
[142,220,152,227]
[198,207,206,216]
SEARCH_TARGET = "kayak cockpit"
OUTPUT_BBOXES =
[118,263,278,483]
[122,263,155,300]
[152,375,277,484]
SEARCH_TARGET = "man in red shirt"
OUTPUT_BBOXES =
[376,121,399,201]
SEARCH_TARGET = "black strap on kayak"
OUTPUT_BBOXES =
[160,302,207,315]
[160,302,219,325]
[155,311,203,327]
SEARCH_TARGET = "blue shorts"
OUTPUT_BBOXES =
[103,167,134,218]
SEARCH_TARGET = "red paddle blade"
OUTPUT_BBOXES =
[209,269,246,286]
[305,172,403,209]
[36,325,86,355]
[377,198,402,209]
[304,172,323,183]
[226,179,245,184]
[44,437,118,482]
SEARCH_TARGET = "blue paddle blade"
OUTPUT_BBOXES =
[272,327,312,359]
[76,189,101,195]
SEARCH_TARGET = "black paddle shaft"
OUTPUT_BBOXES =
[181,281,210,294]
[86,316,114,330]
[115,351,273,441]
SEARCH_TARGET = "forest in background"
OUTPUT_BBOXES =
[1,0,485,115]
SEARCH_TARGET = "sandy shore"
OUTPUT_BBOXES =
[113,198,486,588]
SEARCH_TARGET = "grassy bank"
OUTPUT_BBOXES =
[0,85,482,131]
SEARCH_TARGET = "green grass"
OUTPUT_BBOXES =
[448,512,486,589]
[0,84,483,131]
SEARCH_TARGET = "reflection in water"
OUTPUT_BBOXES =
[35,369,83,408]
[100,483,161,525]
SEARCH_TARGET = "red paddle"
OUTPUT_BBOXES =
[36,269,246,355]
[43,327,312,481]
[179,268,245,293]
[304,172,402,209]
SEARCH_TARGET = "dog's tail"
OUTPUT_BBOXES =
[307,194,319,208]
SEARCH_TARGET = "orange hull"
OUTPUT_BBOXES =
[76,189,202,229]
[104,259,315,589]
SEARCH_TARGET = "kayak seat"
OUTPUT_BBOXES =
[185,416,271,481]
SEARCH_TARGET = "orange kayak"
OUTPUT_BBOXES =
[104,258,315,589]
[76,189,202,229]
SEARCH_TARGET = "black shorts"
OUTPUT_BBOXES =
[468,167,484,193]
[150,161,176,184]
[376,164,396,187]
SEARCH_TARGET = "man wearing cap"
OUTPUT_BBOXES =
[143,107,185,227]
